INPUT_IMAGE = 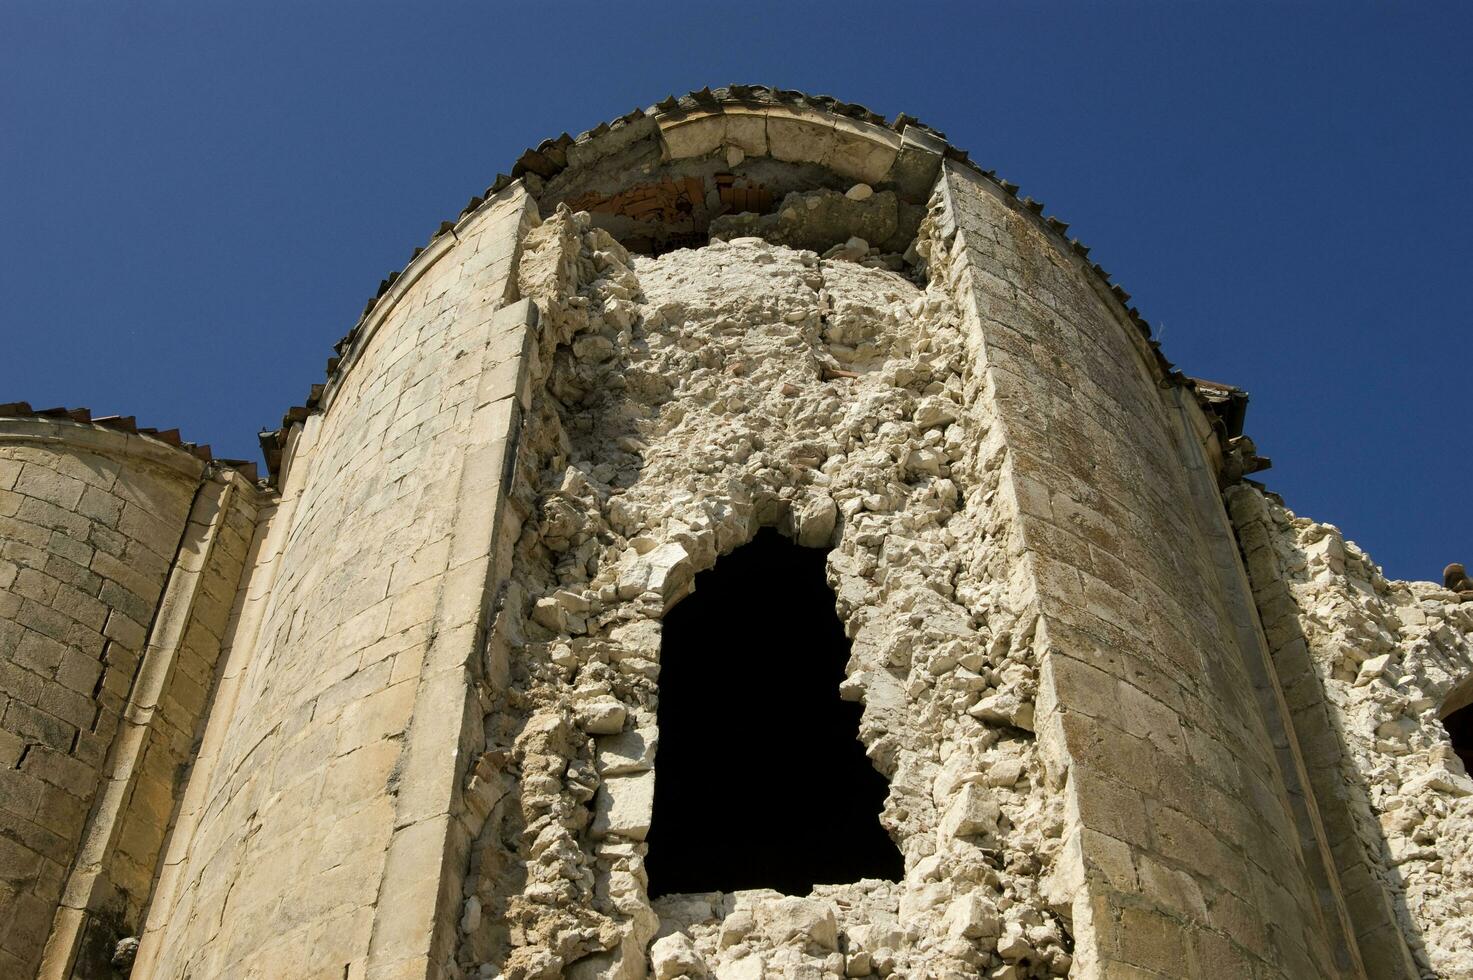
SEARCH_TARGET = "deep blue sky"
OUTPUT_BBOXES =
[2,3,1468,583]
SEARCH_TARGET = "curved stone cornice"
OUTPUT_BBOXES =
[264,85,1213,483]
[0,404,259,484]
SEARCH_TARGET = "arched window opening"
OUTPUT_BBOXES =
[1444,701,1473,775]
[645,528,902,897]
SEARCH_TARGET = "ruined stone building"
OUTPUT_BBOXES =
[3,86,1472,980]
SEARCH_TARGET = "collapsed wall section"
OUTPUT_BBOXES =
[933,163,1360,977]
[132,186,539,980]
[452,200,1074,980]
[1229,485,1473,978]
[0,418,259,979]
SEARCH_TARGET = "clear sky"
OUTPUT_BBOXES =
[1,2,1468,583]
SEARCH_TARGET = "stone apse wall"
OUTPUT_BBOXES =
[2,88,1469,979]
[0,416,259,978]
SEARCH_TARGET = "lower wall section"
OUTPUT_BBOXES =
[39,466,262,979]
[1229,483,1473,978]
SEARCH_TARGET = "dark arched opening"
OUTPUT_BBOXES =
[1444,701,1473,775]
[645,528,902,897]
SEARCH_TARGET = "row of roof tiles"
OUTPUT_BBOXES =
[0,401,260,483]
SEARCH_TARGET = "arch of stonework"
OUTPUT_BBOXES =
[11,87,1464,980]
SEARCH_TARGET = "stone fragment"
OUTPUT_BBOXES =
[914,396,958,430]
[651,932,707,979]
[940,782,1001,839]
[943,891,1002,939]
[460,895,482,934]
[719,909,754,948]
[969,690,1035,730]
[575,695,628,734]
[823,236,870,262]
[112,937,139,971]
[796,495,838,548]
[595,726,657,775]
[759,897,839,950]
[617,541,693,608]
[1405,767,1473,798]
[903,447,944,477]
[1354,654,1391,686]
[899,880,948,920]
[996,921,1032,961]
[983,759,1024,787]
[591,771,655,840]
[532,588,591,633]
[714,953,764,980]
[844,950,872,977]
[845,183,874,201]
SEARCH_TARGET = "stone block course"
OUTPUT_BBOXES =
[941,163,1355,978]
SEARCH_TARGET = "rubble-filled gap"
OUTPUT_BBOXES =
[645,527,903,897]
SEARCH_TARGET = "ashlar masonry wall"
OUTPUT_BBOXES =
[133,186,539,980]
[451,207,1077,980]
[935,163,1363,978]
[0,419,254,978]
[41,461,262,980]
[10,89,1444,980]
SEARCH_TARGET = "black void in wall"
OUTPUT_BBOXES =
[645,527,903,897]
[1444,701,1473,776]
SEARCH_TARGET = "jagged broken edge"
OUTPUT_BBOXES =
[267,84,1238,485]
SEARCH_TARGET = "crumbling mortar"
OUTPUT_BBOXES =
[449,199,1071,980]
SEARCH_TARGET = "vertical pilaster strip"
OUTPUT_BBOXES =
[364,242,538,975]
[1225,483,1421,979]
[37,471,234,977]
[937,161,1353,977]
[130,421,315,979]
[1164,388,1369,978]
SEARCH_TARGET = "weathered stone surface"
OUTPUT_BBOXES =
[594,725,657,776]
[650,931,707,979]
[461,206,1069,980]
[0,419,257,978]
[575,694,628,734]
[7,90,1466,980]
